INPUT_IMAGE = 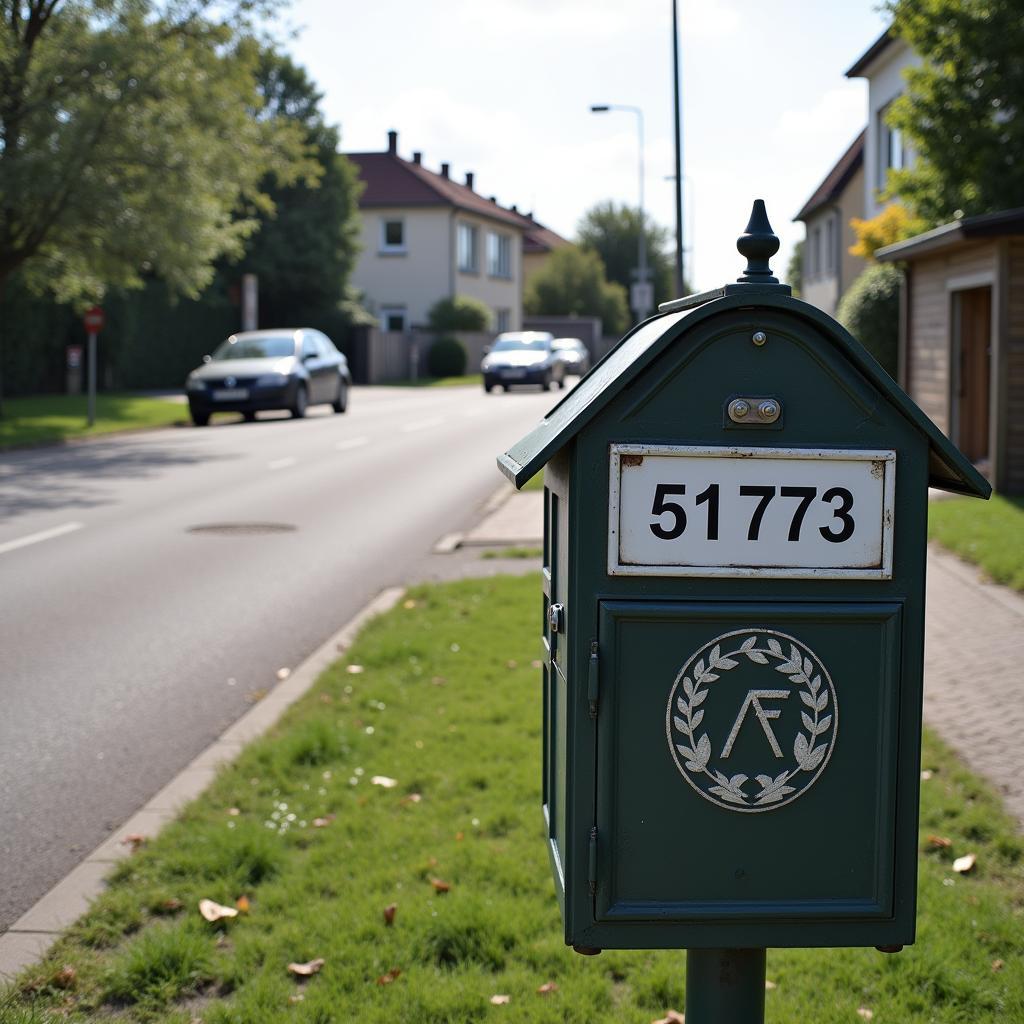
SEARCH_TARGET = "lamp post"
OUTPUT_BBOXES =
[590,103,650,320]
[672,0,684,296]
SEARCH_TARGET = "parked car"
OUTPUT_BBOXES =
[481,331,566,392]
[551,336,591,376]
[185,329,351,426]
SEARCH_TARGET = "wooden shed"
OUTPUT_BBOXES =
[877,208,1024,493]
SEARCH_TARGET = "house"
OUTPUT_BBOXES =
[876,208,1024,493]
[521,214,570,288]
[793,130,865,316]
[347,130,534,334]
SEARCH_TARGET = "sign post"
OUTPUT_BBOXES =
[83,306,105,427]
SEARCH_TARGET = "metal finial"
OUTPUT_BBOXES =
[736,200,780,284]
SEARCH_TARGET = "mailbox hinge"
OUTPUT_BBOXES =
[587,826,598,895]
[587,640,599,718]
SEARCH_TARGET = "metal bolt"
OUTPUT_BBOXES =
[758,400,779,422]
[548,603,564,633]
[728,399,751,422]
[752,331,767,346]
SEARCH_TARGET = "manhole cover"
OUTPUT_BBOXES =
[187,523,297,536]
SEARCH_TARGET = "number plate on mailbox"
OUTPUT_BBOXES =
[609,445,895,579]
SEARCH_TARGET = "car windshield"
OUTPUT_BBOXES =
[492,337,550,352]
[552,339,580,350]
[212,336,296,360]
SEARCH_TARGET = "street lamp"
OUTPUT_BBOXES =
[590,103,650,320]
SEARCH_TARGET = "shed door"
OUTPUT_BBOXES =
[953,286,992,463]
[594,600,902,924]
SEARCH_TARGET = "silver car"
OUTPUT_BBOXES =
[481,331,566,392]
[552,337,591,377]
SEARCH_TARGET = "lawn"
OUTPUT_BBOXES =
[929,494,1024,591]
[388,374,483,388]
[0,394,188,450]
[5,575,1022,1023]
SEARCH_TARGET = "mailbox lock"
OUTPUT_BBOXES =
[548,603,565,634]
[752,330,767,346]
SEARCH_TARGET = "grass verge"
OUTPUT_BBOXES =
[929,494,1024,591]
[5,576,1022,1022]
[387,375,483,388]
[0,394,187,450]
[480,546,542,560]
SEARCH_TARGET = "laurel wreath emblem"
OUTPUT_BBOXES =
[670,632,835,809]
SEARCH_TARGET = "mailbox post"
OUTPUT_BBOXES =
[498,202,990,1021]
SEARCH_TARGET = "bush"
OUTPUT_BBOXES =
[427,335,467,377]
[837,263,902,378]
[427,295,490,332]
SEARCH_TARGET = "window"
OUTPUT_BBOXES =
[825,216,835,274]
[380,306,407,332]
[879,103,906,184]
[380,218,405,254]
[812,226,822,279]
[495,308,511,332]
[487,231,511,278]
[457,222,478,272]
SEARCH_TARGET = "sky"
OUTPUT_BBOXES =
[279,0,890,295]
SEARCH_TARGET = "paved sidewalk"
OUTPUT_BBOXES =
[469,488,1024,828]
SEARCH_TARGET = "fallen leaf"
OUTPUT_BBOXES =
[455,831,464,841]
[765,980,777,990]
[287,958,325,977]
[227,807,240,816]
[953,853,977,874]
[346,664,364,675]
[401,793,422,806]
[159,898,184,913]
[312,815,335,828]
[431,675,446,686]
[319,693,334,704]
[120,833,147,851]
[430,877,451,893]
[992,958,1005,972]
[921,769,934,780]
[652,1011,685,1024]
[927,835,953,849]
[383,903,397,926]
[536,981,558,995]
[371,775,398,788]
[857,1009,874,1021]
[246,688,267,703]
[199,898,239,922]
[289,993,305,1003]
[276,667,291,681]
[403,599,417,609]
[376,968,401,985]
[506,659,518,669]
[235,895,250,914]
[490,994,510,1005]
[531,659,543,669]
[51,965,76,989]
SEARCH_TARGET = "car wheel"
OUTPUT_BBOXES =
[557,375,566,390]
[501,384,510,392]
[332,378,348,413]
[544,374,554,391]
[291,383,308,419]
[243,410,257,422]
[191,412,209,427]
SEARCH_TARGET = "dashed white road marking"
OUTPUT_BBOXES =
[0,521,83,557]
[268,457,297,471]
[335,437,369,452]
[402,417,444,433]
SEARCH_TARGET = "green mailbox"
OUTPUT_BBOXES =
[498,203,990,959]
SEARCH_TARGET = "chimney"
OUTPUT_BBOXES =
[489,195,497,203]
[387,130,397,154]
[440,162,450,178]
[465,171,475,190]
[412,151,422,164]
[511,204,518,213]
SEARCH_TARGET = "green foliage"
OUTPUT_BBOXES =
[0,1,311,303]
[786,239,804,296]
[427,334,468,377]
[576,200,681,310]
[524,245,629,336]
[929,495,1024,590]
[236,48,363,327]
[849,205,929,260]
[837,264,902,378]
[427,296,491,332]
[885,0,1024,222]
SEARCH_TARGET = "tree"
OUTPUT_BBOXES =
[786,239,804,297]
[427,296,490,332]
[576,201,679,310]
[524,245,629,336]
[849,204,929,260]
[0,1,310,304]
[884,0,1024,222]
[837,264,902,379]
[237,48,362,326]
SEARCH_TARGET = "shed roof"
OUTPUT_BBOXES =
[876,207,1024,261]
[498,290,991,499]
[794,130,865,223]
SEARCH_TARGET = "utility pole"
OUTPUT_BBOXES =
[672,0,685,296]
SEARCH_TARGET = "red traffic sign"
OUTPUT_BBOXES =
[83,306,105,333]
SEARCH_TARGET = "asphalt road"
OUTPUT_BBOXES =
[0,384,557,931]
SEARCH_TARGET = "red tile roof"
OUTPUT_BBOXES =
[347,150,529,230]
[521,215,570,255]
[793,129,865,223]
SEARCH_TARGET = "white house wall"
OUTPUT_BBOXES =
[454,211,522,331]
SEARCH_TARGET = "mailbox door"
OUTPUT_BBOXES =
[593,599,903,944]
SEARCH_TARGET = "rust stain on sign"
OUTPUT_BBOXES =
[621,454,644,467]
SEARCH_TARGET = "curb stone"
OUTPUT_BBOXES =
[0,587,404,981]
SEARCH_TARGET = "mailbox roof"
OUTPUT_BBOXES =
[497,291,991,499]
